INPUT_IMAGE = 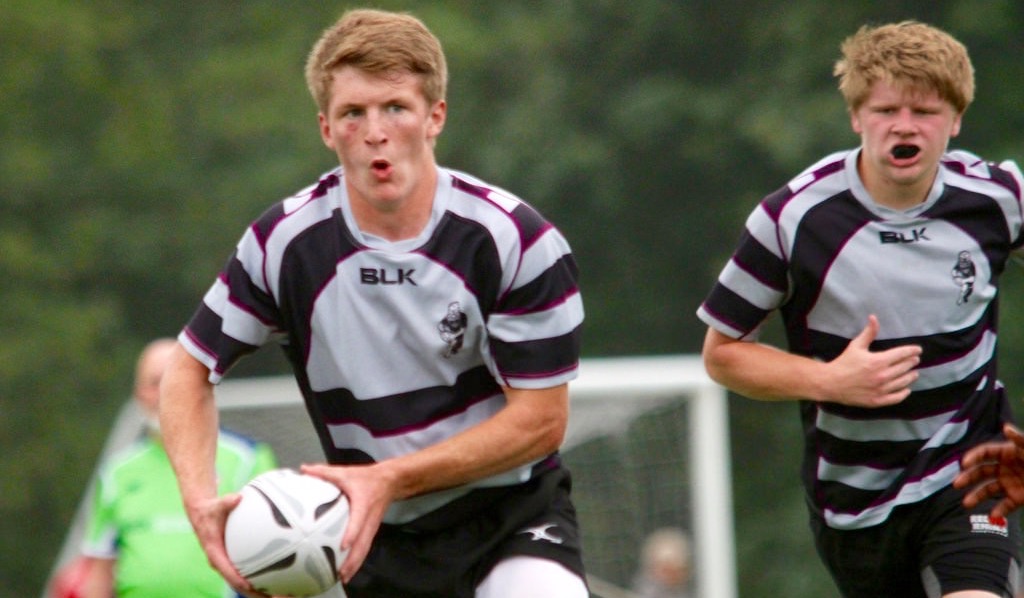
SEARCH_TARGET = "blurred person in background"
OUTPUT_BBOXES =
[73,338,276,598]
[48,556,93,598]
[632,527,692,598]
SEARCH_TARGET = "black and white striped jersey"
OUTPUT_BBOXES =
[698,148,1024,530]
[179,166,584,523]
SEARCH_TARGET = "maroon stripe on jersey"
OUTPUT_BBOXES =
[419,213,502,312]
[780,192,876,353]
[943,157,1023,202]
[701,283,769,336]
[490,327,581,381]
[509,202,553,251]
[497,256,579,315]
[183,303,261,377]
[274,212,363,362]
[450,175,552,249]
[311,365,500,434]
[923,188,1013,276]
[732,229,787,293]
[222,254,281,327]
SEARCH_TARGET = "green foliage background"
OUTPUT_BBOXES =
[2,1,1022,596]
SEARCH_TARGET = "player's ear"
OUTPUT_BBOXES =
[427,100,446,141]
[950,112,962,138]
[318,112,336,150]
[849,109,863,135]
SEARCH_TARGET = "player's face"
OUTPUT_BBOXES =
[850,80,962,208]
[318,66,446,217]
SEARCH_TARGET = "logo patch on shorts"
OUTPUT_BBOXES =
[518,523,564,544]
[970,514,1009,536]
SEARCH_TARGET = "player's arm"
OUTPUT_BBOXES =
[702,315,922,408]
[303,383,568,582]
[159,343,257,596]
[384,383,568,494]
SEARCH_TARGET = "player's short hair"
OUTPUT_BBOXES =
[304,9,448,114]
[833,21,974,114]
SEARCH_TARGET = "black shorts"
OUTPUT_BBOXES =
[810,484,1021,598]
[343,466,586,598]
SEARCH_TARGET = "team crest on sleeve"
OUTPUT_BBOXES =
[951,250,976,305]
[437,302,468,357]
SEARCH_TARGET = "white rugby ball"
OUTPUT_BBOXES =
[225,468,349,597]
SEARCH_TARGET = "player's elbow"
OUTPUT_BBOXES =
[702,358,733,394]
[701,328,736,387]
[507,385,569,455]
[525,404,566,455]
[530,407,569,459]
[541,419,568,454]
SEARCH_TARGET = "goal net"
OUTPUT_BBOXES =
[45,355,735,598]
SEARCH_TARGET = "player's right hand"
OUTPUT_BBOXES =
[187,493,269,598]
[825,315,922,408]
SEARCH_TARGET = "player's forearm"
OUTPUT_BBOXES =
[383,384,569,500]
[158,344,221,509]
[702,328,828,403]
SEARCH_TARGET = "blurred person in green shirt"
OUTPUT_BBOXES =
[75,338,277,597]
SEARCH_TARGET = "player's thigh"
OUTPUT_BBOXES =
[920,489,1021,598]
[475,556,587,598]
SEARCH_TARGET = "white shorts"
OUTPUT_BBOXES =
[476,556,588,598]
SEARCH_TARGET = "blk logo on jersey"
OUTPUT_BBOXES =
[951,250,976,305]
[879,227,931,244]
[437,301,467,357]
[360,268,417,286]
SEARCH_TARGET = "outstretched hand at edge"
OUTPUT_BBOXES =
[954,423,1024,520]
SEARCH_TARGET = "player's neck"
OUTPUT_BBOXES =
[357,208,432,241]
[861,168,935,212]
[350,172,437,242]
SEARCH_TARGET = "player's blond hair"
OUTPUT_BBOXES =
[304,9,448,114]
[834,21,974,114]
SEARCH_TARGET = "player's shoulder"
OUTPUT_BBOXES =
[250,168,344,236]
[757,150,853,218]
[942,150,1024,198]
[442,167,555,240]
[787,150,852,192]
[445,168,544,216]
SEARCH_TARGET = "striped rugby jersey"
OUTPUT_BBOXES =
[179,166,584,524]
[698,148,1024,529]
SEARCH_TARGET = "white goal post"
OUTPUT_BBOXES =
[45,354,735,598]
[566,355,736,598]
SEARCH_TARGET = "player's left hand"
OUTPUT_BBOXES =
[301,462,395,584]
[954,423,1024,519]
[185,493,270,598]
